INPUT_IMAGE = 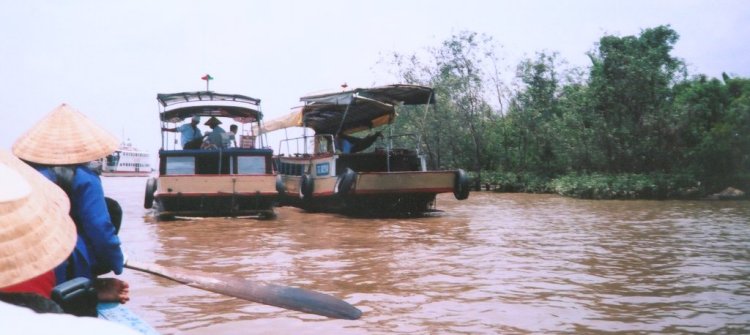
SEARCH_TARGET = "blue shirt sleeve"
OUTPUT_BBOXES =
[178,124,202,139]
[71,167,125,275]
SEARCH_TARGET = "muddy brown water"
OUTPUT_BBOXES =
[104,177,750,334]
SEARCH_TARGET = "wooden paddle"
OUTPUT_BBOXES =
[125,260,362,320]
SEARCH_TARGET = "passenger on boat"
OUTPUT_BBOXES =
[337,131,383,154]
[12,104,130,305]
[0,149,76,312]
[0,151,140,334]
[224,124,238,148]
[202,116,227,149]
[162,115,203,149]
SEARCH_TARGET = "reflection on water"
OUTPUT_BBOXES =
[104,177,750,334]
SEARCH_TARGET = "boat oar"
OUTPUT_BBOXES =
[125,260,362,320]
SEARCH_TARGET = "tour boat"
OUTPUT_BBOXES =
[143,91,279,219]
[100,140,152,177]
[264,84,470,216]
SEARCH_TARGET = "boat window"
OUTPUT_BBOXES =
[315,162,330,176]
[166,156,195,175]
[237,156,266,174]
[277,161,305,176]
[315,135,334,155]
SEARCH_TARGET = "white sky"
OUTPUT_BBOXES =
[1,0,748,156]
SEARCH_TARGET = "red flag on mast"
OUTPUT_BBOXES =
[201,74,214,81]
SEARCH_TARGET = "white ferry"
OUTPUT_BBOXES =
[100,140,152,177]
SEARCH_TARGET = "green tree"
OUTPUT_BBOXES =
[587,25,686,173]
[673,74,750,191]
[381,26,749,197]
[555,76,603,172]
[386,31,505,183]
[504,52,563,175]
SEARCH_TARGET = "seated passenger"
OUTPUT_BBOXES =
[223,124,238,148]
[203,117,226,149]
[0,149,76,311]
[0,150,139,333]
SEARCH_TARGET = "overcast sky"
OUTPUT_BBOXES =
[1,0,748,155]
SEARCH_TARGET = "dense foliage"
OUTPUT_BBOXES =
[383,26,749,199]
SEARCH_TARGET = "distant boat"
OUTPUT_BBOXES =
[143,91,278,219]
[265,84,470,216]
[100,140,152,177]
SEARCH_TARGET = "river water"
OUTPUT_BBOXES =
[104,177,750,334]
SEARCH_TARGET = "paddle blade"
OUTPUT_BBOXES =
[126,260,362,320]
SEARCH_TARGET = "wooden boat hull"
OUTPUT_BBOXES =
[278,170,462,215]
[354,171,455,195]
[98,302,160,335]
[154,174,278,218]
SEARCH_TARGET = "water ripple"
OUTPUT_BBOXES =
[104,177,750,334]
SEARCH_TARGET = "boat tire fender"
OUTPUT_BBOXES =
[454,169,470,200]
[144,177,157,209]
[275,174,286,196]
[336,168,357,196]
[300,174,314,199]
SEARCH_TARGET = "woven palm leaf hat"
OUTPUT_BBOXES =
[0,149,76,287]
[204,116,222,126]
[13,103,119,165]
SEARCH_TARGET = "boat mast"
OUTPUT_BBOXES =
[201,73,213,91]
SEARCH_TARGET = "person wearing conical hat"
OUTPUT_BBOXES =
[203,116,226,149]
[0,149,76,309]
[0,149,140,334]
[13,103,129,304]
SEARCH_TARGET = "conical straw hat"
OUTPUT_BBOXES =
[13,103,119,165]
[204,116,222,126]
[0,149,76,288]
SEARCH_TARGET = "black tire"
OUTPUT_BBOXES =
[336,168,357,196]
[300,174,314,199]
[105,197,122,234]
[453,169,470,200]
[144,177,157,209]
[275,174,286,196]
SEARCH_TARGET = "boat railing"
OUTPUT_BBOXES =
[277,135,312,157]
[378,132,421,156]
[276,132,426,172]
[380,132,425,172]
[277,132,422,156]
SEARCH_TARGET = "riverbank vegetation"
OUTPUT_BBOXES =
[382,25,749,199]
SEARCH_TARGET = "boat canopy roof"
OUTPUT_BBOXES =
[157,91,262,124]
[263,84,434,134]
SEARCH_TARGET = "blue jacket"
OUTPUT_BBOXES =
[36,165,125,282]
